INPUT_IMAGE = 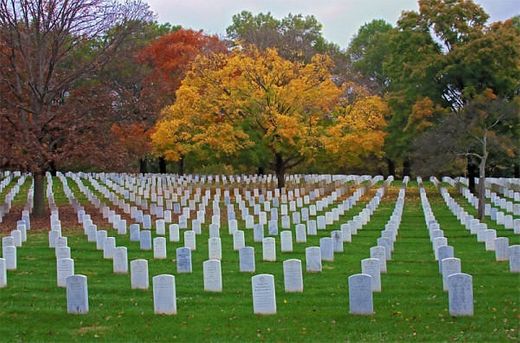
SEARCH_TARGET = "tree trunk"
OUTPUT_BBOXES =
[467,158,477,194]
[386,158,395,177]
[48,161,57,176]
[33,172,46,218]
[139,159,147,174]
[158,156,167,174]
[258,166,265,175]
[178,156,185,175]
[274,154,286,189]
[402,159,411,178]
[477,157,486,220]
[514,163,519,178]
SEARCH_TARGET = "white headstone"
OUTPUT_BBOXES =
[437,245,454,274]
[153,274,177,315]
[305,247,322,272]
[113,247,128,274]
[203,259,222,292]
[233,230,245,251]
[280,231,293,253]
[130,259,149,289]
[139,230,152,250]
[320,237,334,262]
[509,245,520,273]
[494,237,509,261]
[156,219,165,235]
[103,237,116,259]
[66,275,89,314]
[4,246,16,270]
[153,237,167,259]
[442,257,461,291]
[295,224,307,243]
[370,246,387,273]
[239,247,255,273]
[361,258,381,292]
[252,274,276,315]
[262,237,276,262]
[57,258,74,288]
[169,224,180,242]
[0,258,6,288]
[447,273,473,316]
[283,259,303,293]
[208,237,222,260]
[176,247,192,273]
[184,231,196,251]
[348,274,373,315]
[95,230,107,250]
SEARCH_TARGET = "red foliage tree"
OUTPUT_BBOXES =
[0,0,152,216]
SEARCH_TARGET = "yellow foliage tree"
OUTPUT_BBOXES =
[323,95,389,168]
[152,47,389,186]
[153,48,342,187]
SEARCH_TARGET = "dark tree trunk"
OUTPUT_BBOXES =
[258,166,265,175]
[274,154,286,189]
[158,156,167,174]
[386,158,395,177]
[48,161,57,176]
[514,163,519,178]
[402,159,411,177]
[139,159,147,174]
[33,172,46,218]
[178,156,185,175]
[467,159,477,194]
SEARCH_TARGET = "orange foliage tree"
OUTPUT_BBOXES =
[117,29,227,172]
[153,48,345,187]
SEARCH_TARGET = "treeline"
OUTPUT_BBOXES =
[1,0,519,184]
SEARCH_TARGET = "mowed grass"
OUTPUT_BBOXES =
[0,180,518,342]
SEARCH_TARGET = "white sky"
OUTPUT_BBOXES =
[145,0,519,48]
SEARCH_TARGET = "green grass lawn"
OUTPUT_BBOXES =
[0,179,518,342]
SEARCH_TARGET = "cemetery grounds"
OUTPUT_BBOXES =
[0,172,518,342]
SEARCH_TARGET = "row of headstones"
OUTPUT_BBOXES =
[57,175,376,313]
[71,172,381,267]
[71,171,371,252]
[0,175,27,223]
[94,172,355,198]
[70,173,347,252]
[420,187,474,316]
[460,187,520,231]
[85,183,374,272]
[92,170,340,210]
[440,188,520,272]
[0,181,33,288]
[90,171,355,233]
[64,179,388,305]
[66,268,289,315]
[485,190,520,216]
[71,172,350,241]
[482,178,520,202]
[65,172,378,272]
[347,187,405,314]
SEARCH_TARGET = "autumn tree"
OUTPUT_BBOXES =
[101,21,177,173]
[323,92,389,171]
[349,0,519,179]
[0,0,152,216]
[131,29,227,173]
[153,48,342,187]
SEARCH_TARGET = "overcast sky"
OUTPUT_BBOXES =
[145,0,519,48]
